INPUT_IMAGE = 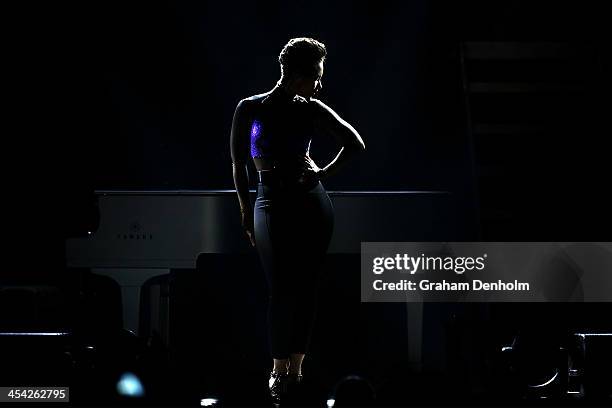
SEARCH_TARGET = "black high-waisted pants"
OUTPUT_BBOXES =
[254,177,334,359]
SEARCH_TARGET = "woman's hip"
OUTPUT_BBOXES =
[254,182,334,233]
[256,181,332,210]
[257,179,327,196]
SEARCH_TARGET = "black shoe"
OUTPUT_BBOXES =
[287,373,303,387]
[269,370,289,404]
[285,373,304,403]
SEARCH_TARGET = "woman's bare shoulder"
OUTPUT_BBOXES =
[233,93,270,119]
[241,90,274,106]
[308,98,339,120]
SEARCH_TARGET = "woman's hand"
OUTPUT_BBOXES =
[300,154,324,184]
[241,209,256,247]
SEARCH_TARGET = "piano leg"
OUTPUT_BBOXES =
[91,268,170,336]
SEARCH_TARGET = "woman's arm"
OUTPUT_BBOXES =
[310,98,365,179]
[230,99,255,246]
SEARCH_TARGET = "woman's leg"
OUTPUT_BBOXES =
[266,271,296,360]
[287,188,334,374]
[273,358,289,374]
[289,353,305,375]
[254,189,296,362]
[287,254,323,360]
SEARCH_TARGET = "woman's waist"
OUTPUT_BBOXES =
[257,167,305,183]
[256,171,326,196]
[254,156,308,173]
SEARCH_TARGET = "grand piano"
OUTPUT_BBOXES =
[66,188,473,370]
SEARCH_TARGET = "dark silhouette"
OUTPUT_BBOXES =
[230,37,365,404]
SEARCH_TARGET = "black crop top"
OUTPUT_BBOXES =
[247,92,316,161]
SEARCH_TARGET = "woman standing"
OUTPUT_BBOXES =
[230,37,365,404]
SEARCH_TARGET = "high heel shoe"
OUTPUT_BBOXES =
[287,373,303,386]
[268,370,289,404]
[285,373,304,402]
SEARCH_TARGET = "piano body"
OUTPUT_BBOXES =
[66,188,472,370]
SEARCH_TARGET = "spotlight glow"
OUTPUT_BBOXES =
[200,398,219,406]
[326,398,336,407]
[116,372,145,397]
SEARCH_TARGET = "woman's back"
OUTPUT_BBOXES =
[243,87,317,172]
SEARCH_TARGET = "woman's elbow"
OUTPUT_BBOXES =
[344,144,365,158]
[347,138,366,153]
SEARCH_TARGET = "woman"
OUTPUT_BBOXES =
[230,37,365,403]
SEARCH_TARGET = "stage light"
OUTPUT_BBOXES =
[116,372,145,397]
[329,374,376,406]
[200,397,219,406]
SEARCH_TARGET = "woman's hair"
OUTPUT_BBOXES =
[278,37,327,79]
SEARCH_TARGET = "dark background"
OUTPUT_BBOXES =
[9,0,464,192]
[8,0,612,241]
[3,1,612,405]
